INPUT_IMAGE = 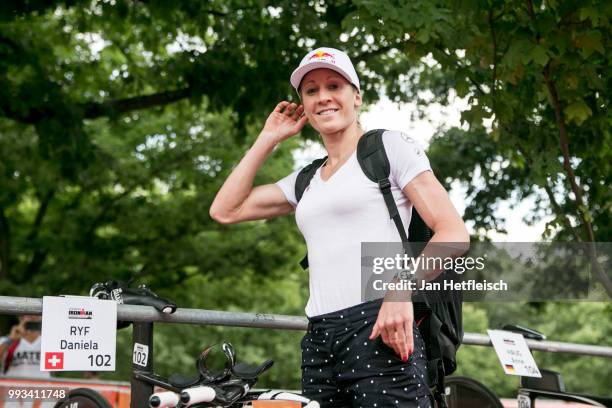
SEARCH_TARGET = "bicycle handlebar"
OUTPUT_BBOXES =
[180,385,220,406]
[148,391,180,408]
[149,382,246,408]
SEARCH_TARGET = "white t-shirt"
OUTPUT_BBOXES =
[4,336,50,379]
[276,130,432,317]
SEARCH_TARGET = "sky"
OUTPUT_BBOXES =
[293,96,548,242]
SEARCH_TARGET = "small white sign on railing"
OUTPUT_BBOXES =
[488,329,541,377]
[40,296,117,371]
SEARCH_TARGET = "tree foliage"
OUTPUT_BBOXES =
[349,0,611,293]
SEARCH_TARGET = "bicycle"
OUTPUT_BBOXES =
[443,324,612,408]
[145,342,318,408]
[53,281,319,408]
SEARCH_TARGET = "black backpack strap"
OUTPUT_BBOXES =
[295,156,327,269]
[357,129,410,245]
[421,309,450,407]
[295,157,327,203]
[359,129,447,405]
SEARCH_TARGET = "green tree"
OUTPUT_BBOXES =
[1,0,609,391]
[4,0,607,297]
[0,0,399,297]
[348,0,611,294]
[1,1,324,385]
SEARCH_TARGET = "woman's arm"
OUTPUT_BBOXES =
[209,137,293,224]
[404,170,470,245]
[370,170,469,360]
[403,171,470,285]
[209,102,308,224]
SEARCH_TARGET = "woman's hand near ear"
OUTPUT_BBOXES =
[259,101,308,146]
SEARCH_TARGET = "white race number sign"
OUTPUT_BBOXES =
[41,296,117,371]
[133,342,149,367]
[488,330,541,377]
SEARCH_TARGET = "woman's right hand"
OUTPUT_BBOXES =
[259,101,309,145]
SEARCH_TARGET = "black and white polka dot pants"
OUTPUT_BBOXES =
[301,299,432,407]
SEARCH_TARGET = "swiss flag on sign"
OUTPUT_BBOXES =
[44,352,64,369]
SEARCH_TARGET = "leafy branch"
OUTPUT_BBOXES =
[525,0,612,297]
[16,189,57,284]
[515,143,580,241]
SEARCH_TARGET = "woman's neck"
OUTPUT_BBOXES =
[320,123,363,167]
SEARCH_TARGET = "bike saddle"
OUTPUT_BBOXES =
[501,324,546,340]
[231,359,274,380]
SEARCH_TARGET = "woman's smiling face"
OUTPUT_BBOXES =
[299,68,362,135]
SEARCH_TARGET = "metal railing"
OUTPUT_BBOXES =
[1,295,611,358]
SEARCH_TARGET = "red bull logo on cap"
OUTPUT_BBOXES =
[309,50,335,64]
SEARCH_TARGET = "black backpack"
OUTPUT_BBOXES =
[294,129,463,407]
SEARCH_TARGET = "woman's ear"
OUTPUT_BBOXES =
[354,90,362,108]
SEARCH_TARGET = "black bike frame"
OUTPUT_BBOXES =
[131,320,154,408]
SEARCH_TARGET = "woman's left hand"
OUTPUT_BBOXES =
[369,300,414,362]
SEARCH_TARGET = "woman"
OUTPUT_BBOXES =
[210,47,469,407]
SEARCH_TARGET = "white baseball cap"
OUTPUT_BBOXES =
[290,47,360,93]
